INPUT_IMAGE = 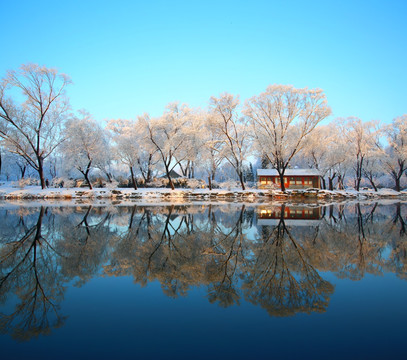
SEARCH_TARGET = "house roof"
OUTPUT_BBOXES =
[158,169,183,179]
[257,168,321,176]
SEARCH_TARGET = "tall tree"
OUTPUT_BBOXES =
[196,110,225,189]
[107,118,142,189]
[382,115,407,191]
[175,110,203,179]
[210,93,250,190]
[141,103,192,190]
[0,64,71,188]
[244,85,331,191]
[299,123,348,190]
[339,118,379,191]
[62,111,107,189]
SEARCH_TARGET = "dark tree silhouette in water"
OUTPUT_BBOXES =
[243,205,334,316]
[0,207,66,340]
[205,205,248,307]
[1,202,406,340]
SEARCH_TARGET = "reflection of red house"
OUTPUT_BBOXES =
[257,169,321,189]
[258,205,322,226]
[258,206,321,220]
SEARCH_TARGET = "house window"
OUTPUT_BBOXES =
[289,177,295,184]
[304,177,313,185]
[260,177,274,185]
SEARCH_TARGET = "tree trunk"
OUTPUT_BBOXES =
[337,175,344,190]
[50,163,56,179]
[211,165,216,181]
[38,156,46,189]
[261,155,270,168]
[147,167,152,183]
[238,171,246,190]
[147,153,153,183]
[279,171,286,192]
[208,176,212,191]
[35,206,45,239]
[130,166,138,190]
[328,177,334,191]
[356,177,362,191]
[49,158,57,179]
[368,177,378,192]
[355,156,364,191]
[84,171,92,190]
[18,164,27,179]
[165,164,175,190]
[395,177,400,192]
[329,204,334,220]
[327,172,336,190]
[105,171,113,183]
[321,177,326,190]
[391,166,404,192]
[179,161,188,177]
[128,205,137,229]
[394,203,406,235]
[80,160,93,189]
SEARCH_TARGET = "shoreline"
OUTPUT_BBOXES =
[0,185,406,203]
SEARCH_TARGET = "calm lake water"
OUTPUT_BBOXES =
[0,201,406,359]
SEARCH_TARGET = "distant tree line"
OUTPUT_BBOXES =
[0,64,406,191]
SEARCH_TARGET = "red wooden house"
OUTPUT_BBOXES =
[257,169,321,189]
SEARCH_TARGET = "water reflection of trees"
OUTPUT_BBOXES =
[0,207,66,340]
[0,202,406,339]
[244,205,334,316]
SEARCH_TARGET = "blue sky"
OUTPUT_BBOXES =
[2,0,406,124]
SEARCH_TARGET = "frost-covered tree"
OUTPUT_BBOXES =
[0,148,32,180]
[176,110,203,179]
[141,103,192,190]
[62,111,107,189]
[197,110,225,189]
[244,85,331,191]
[339,118,380,191]
[382,115,407,191]
[137,142,158,184]
[46,153,62,179]
[109,118,158,185]
[91,128,114,183]
[362,152,384,191]
[298,123,348,190]
[107,118,142,189]
[210,93,250,190]
[0,64,71,188]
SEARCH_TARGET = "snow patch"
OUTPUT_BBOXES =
[0,185,405,202]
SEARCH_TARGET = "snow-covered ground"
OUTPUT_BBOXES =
[0,183,405,202]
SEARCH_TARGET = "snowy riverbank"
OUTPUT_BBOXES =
[0,184,406,202]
